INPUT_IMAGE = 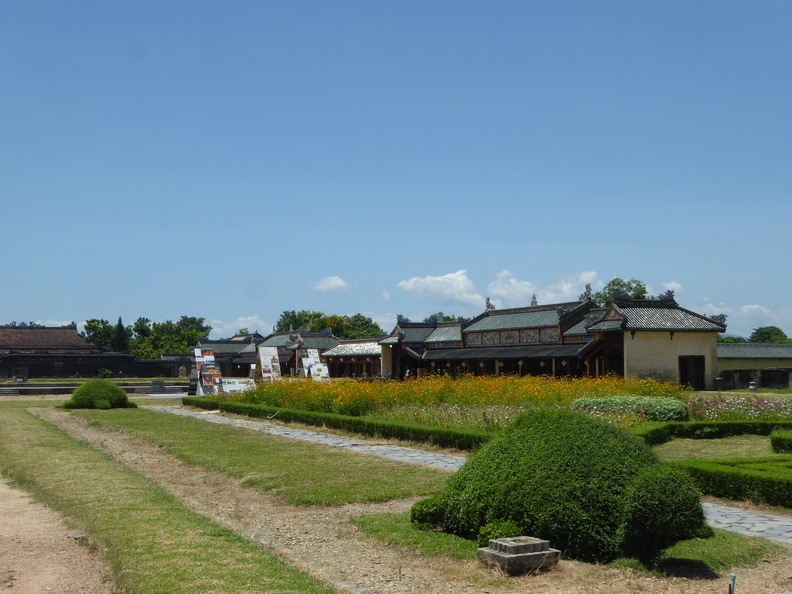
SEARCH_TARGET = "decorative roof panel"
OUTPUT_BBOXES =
[423,344,586,361]
[322,341,381,357]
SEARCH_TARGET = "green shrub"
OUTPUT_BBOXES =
[632,420,792,446]
[771,429,792,453]
[672,457,792,508]
[619,465,712,561]
[412,409,708,562]
[477,519,522,547]
[572,395,689,422]
[410,496,446,528]
[64,379,136,410]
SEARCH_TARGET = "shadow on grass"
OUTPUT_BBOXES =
[653,557,720,580]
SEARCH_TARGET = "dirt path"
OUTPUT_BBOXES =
[13,407,792,594]
[0,477,112,593]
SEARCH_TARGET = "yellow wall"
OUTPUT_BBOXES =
[718,358,790,372]
[623,331,718,389]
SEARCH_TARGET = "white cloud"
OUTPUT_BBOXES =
[397,269,483,308]
[662,281,683,294]
[313,276,349,293]
[209,315,271,339]
[694,301,782,339]
[487,270,600,307]
[740,304,773,316]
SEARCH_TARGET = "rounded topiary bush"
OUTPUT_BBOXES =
[412,409,707,562]
[63,379,136,410]
[619,464,712,561]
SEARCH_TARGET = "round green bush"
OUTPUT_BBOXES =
[571,395,690,422]
[63,379,136,410]
[412,409,707,562]
[618,465,712,561]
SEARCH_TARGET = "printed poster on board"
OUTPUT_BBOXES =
[258,346,281,382]
[219,378,256,393]
[195,348,223,395]
[301,348,329,381]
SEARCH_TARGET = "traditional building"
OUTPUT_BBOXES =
[321,339,382,377]
[585,299,725,389]
[716,343,792,389]
[379,299,726,390]
[0,324,176,378]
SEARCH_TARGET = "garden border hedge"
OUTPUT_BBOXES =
[631,420,792,446]
[181,397,492,451]
[771,429,792,453]
[670,457,792,508]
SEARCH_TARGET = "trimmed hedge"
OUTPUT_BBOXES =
[572,395,689,422]
[412,410,707,562]
[182,397,492,451]
[671,457,792,508]
[64,379,137,410]
[618,465,711,560]
[771,429,792,453]
[632,420,792,446]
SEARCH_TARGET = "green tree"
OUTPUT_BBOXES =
[423,312,457,323]
[749,326,790,344]
[718,335,747,343]
[132,317,152,339]
[593,278,649,307]
[340,314,384,339]
[128,316,211,359]
[83,319,114,352]
[274,310,315,332]
[111,316,131,353]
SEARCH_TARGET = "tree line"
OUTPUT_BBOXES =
[68,277,792,356]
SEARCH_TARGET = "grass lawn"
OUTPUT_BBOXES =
[71,407,449,506]
[0,398,788,590]
[653,434,783,461]
[0,406,336,594]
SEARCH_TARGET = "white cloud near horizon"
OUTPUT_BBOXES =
[209,315,271,339]
[313,276,349,293]
[397,269,483,308]
[487,270,600,307]
[662,281,683,294]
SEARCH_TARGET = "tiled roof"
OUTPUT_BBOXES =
[463,303,580,333]
[285,331,340,351]
[717,343,792,359]
[0,327,96,353]
[587,301,726,333]
[322,341,381,357]
[397,324,435,343]
[258,332,295,347]
[563,309,606,336]
[425,325,462,343]
[197,340,253,355]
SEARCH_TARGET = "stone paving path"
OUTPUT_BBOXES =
[155,406,792,546]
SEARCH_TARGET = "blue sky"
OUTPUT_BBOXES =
[2,1,790,339]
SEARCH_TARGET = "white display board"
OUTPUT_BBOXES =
[258,346,282,382]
